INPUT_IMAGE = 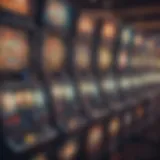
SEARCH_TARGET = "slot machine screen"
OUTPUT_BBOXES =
[97,46,113,71]
[86,125,104,153]
[0,0,30,15]
[108,118,120,137]
[0,83,54,152]
[77,15,95,35]
[79,81,98,96]
[0,26,29,71]
[101,21,116,40]
[44,0,71,29]
[58,139,79,160]
[43,35,66,72]
[73,42,91,71]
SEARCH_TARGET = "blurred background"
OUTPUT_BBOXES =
[0,0,160,160]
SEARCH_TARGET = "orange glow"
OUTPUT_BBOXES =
[0,0,30,15]
[108,118,120,136]
[136,106,144,117]
[77,16,95,34]
[0,27,29,71]
[101,23,116,38]
[43,37,65,72]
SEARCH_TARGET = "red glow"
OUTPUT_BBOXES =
[5,115,20,125]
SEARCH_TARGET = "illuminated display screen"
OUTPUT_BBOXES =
[77,15,95,34]
[101,22,116,39]
[0,0,30,15]
[86,125,104,152]
[121,28,132,45]
[108,118,120,137]
[101,77,116,93]
[0,84,53,151]
[120,77,132,90]
[74,43,91,71]
[45,0,70,29]
[0,27,29,71]
[43,36,66,72]
[58,139,79,160]
[51,82,75,102]
[79,81,98,96]
[97,46,112,71]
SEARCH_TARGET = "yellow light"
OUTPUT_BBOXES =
[2,93,15,112]
[58,140,78,160]
[87,125,103,146]
[24,134,36,145]
[108,118,120,136]
[98,47,112,70]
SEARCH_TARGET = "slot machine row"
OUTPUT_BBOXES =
[40,11,160,160]
[1,4,159,160]
[70,14,138,160]
[112,28,160,145]
[36,11,125,160]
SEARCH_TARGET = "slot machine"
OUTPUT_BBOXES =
[39,1,86,160]
[0,24,39,83]
[92,17,125,159]
[95,16,120,110]
[71,12,107,160]
[0,0,36,28]
[41,35,84,160]
[1,82,56,160]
